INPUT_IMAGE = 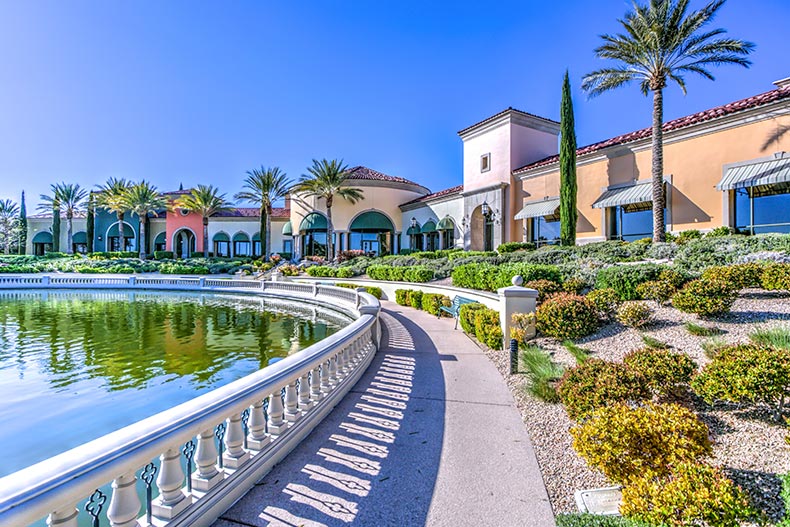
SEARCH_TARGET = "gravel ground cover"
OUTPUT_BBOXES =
[477,289,790,522]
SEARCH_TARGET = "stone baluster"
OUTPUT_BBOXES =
[343,345,353,372]
[267,390,287,435]
[152,447,190,520]
[310,366,322,402]
[223,413,250,469]
[284,381,300,422]
[247,399,270,449]
[335,350,346,380]
[328,356,338,386]
[191,429,223,491]
[320,360,331,394]
[47,504,78,527]
[107,471,141,527]
[299,371,313,411]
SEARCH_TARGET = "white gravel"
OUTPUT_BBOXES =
[478,289,790,522]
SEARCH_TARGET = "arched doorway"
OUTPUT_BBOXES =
[299,213,328,258]
[420,220,438,252]
[233,232,252,257]
[348,210,394,256]
[32,231,53,256]
[153,232,167,253]
[107,221,136,252]
[470,205,494,251]
[213,232,230,257]
[173,229,196,259]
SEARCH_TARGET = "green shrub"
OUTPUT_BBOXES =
[451,262,561,291]
[586,288,621,320]
[761,263,790,290]
[658,268,689,288]
[305,266,354,278]
[621,462,754,527]
[497,241,536,253]
[707,226,736,237]
[684,322,722,337]
[153,251,174,260]
[557,359,650,421]
[635,279,677,305]
[333,283,383,299]
[595,263,668,300]
[366,265,434,283]
[159,263,209,275]
[394,289,411,306]
[524,279,562,302]
[89,251,138,259]
[555,514,652,527]
[408,290,423,309]
[615,302,652,328]
[421,293,451,316]
[561,277,586,294]
[701,263,764,290]
[459,303,486,334]
[624,348,696,398]
[676,229,703,244]
[473,307,503,349]
[536,293,599,340]
[672,279,737,317]
[0,264,38,273]
[692,343,790,420]
[522,345,564,402]
[749,326,790,350]
[570,403,712,484]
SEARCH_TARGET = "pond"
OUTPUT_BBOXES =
[0,289,346,477]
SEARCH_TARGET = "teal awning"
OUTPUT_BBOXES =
[420,221,436,233]
[282,221,293,236]
[406,226,420,235]
[299,213,327,232]
[252,232,261,242]
[437,216,455,230]
[350,211,394,231]
[232,232,250,242]
[213,232,230,242]
[154,231,166,244]
[717,157,790,190]
[514,198,561,220]
[108,223,135,237]
[72,232,87,244]
[32,231,52,243]
[592,182,653,209]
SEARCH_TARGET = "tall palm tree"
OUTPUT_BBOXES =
[295,159,363,261]
[175,185,232,258]
[0,199,20,255]
[124,181,168,260]
[235,166,293,260]
[39,183,88,254]
[96,178,133,252]
[582,0,753,242]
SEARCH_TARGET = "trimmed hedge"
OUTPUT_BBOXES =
[536,293,599,340]
[594,263,669,300]
[473,306,503,349]
[452,262,561,292]
[459,302,486,334]
[333,283,383,299]
[366,265,434,282]
[421,292,451,316]
[761,263,790,290]
[497,242,536,253]
[305,266,354,278]
[153,251,174,260]
[672,279,737,317]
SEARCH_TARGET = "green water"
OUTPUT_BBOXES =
[0,289,345,477]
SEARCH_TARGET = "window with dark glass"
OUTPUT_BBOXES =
[214,241,230,257]
[733,185,790,234]
[282,239,293,255]
[608,202,654,242]
[529,215,561,246]
[441,229,453,249]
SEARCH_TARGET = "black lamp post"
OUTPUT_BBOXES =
[481,201,490,217]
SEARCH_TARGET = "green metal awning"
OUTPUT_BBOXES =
[252,232,261,242]
[232,232,249,242]
[213,232,230,242]
[406,225,421,235]
[72,232,87,244]
[32,231,52,243]
[592,182,653,209]
[154,232,166,244]
[420,221,437,233]
[107,223,135,237]
[299,213,327,232]
[282,221,293,236]
[514,198,561,220]
[437,216,455,230]
[350,211,394,231]
[717,157,790,190]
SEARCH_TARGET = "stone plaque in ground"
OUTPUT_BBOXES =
[574,486,623,515]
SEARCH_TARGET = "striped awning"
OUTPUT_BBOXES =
[514,198,560,220]
[717,157,790,190]
[592,181,653,209]
[281,221,293,236]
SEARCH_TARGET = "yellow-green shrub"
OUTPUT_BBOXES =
[394,289,411,306]
[624,348,696,398]
[459,303,486,334]
[473,307,503,349]
[562,277,587,294]
[525,279,562,302]
[635,279,677,305]
[536,293,599,340]
[672,279,737,317]
[761,263,790,291]
[621,462,753,527]
[615,302,652,328]
[421,293,451,316]
[571,403,712,484]
[586,288,621,320]
[702,263,764,290]
[408,290,423,309]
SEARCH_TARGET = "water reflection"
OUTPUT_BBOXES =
[0,290,346,476]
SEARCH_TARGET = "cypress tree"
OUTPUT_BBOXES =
[52,205,61,253]
[18,191,27,255]
[86,192,95,253]
[559,70,578,246]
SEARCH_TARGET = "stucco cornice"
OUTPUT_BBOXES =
[461,182,509,197]
[400,192,464,212]
[459,110,560,141]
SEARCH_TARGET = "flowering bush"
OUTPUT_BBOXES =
[536,293,599,340]
[701,263,764,290]
[269,253,282,264]
[586,288,621,320]
[624,348,696,398]
[616,302,652,328]
[635,279,677,305]
[279,264,299,276]
[305,255,326,264]
[525,279,562,302]
[672,279,737,316]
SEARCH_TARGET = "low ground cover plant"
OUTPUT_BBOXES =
[750,326,790,350]
[672,278,737,316]
[594,263,668,300]
[684,321,722,337]
[555,514,651,527]
[536,293,599,340]
[563,341,590,364]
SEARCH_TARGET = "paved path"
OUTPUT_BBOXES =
[214,303,555,527]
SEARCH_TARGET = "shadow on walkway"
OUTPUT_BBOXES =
[215,309,447,527]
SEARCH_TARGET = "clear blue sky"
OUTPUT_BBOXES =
[1,0,788,210]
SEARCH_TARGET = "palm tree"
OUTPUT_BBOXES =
[0,199,20,255]
[295,159,363,261]
[582,0,753,242]
[235,166,293,261]
[39,183,88,254]
[124,181,168,260]
[96,178,133,252]
[175,185,232,258]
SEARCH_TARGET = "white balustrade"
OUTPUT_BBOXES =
[107,471,141,527]
[192,429,223,491]
[246,399,269,450]
[284,381,300,423]
[267,391,287,436]
[298,372,312,411]
[223,413,250,469]
[152,447,190,519]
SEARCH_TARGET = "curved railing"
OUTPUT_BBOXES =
[0,275,381,527]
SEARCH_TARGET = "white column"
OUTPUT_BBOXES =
[284,381,300,423]
[191,429,223,491]
[299,372,313,411]
[107,471,141,527]
[47,505,78,527]
[152,447,190,519]
[223,413,250,469]
[247,400,270,450]
[267,391,287,435]
[497,276,539,350]
[310,366,323,402]
[320,361,331,395]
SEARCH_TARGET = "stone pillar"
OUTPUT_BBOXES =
[496,276,538,351]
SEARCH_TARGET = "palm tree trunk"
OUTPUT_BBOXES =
[259,207,266,260]
[203,218,209,258]
[264,207,272,260]
[651,88,666,242]
[66,212,74,254]
[118,212,125,252]
[139,216,147,260]
[326,204,334,261]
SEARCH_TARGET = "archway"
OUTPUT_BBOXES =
[212,232,230,258]
[469,206,493,251]
[348,210,394,256]
[106,221,136,252]
[299,213,328,258]
[233,232,252,257]
[153,232,167,253]
[32,231,53,256]
[72,231,88,254]
[173,229,196,259]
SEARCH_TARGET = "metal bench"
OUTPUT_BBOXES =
[439,295,478,329]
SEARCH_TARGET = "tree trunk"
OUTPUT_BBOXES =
[326,202,334,262]
[139,215,147,260]
[203,218,209,258]
[259,206,266,260]
[264,206,272,260]
[66,212,74,254]
[117,212,125,252]
[651,88,666,242]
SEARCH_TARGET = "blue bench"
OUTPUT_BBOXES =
[439,295,478,329]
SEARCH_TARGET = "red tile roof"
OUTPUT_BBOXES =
[345,166,423,187]
[400,184,464,206]
[458,107,560,136]
[514,86,790,175]
[212,207,289,219]
[29,211,88,220]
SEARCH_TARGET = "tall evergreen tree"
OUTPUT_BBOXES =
[18,191,26,255]
[86,192,95,254]
[52,205,61,252]
[560,70,578,246]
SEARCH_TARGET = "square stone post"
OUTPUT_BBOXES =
[497,276,538,350]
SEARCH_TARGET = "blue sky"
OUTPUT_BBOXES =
[0,0,788,209]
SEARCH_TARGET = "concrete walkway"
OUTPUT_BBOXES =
[214,303,554,527]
